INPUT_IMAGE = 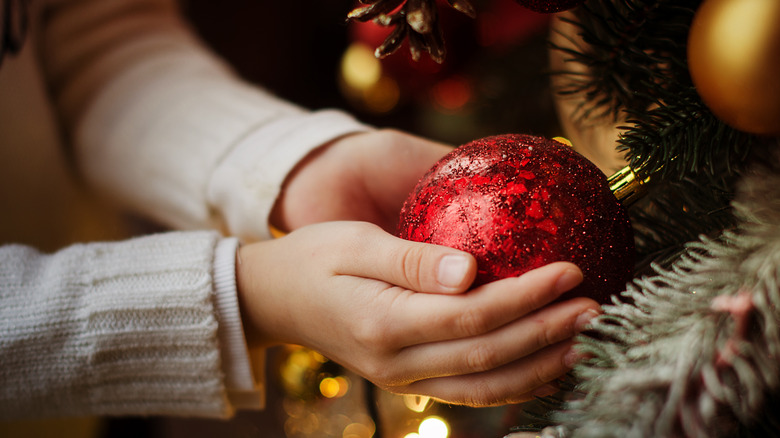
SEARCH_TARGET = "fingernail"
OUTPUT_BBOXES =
[574,308,600,332]
[437,254,470,289]
[554,267,583,294]
[564,347,583,368]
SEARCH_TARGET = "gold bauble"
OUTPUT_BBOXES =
[688,0,780,135]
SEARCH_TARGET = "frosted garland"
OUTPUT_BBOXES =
[544,157,780,437]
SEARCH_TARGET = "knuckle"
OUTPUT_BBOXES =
[352,317,387,350]
[534,317,563,349]
[329,222,376,263]
[533,365,547,388]
[456,307,489,338]
[362,360,395,387]
[528,356,562,389]
[464,382,503,407]
[398,246,425,291]
[466,344,499,373]
[349,221,381,242]
[532,363,555,390]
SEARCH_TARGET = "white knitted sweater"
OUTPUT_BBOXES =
[0,0,369,419]
[0,232,234,418]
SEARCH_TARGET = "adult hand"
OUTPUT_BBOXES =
[236,221,600,406]
[270,129,452,233]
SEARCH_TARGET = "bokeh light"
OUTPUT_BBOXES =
[319,376,350,399]
[339,42,400,114]
[340,43,382,90]
[403,395,432,413]
[418,416,449,438]
[430,76,472,112]
[343,422,374,438]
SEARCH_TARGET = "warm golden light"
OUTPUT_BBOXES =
[343,422,374,438]
[418,416,449,438]
[403,395,432,413]
[319,377,340,398]
[339,42,401,113]
[289,349,314,368]
[319,376,350,399]
[341,43,382,91]
[363,76,400,113]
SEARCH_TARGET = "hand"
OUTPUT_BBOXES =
[270,129,453,233]
[236,221,600,406]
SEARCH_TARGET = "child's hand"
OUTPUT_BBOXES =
[236,221,600,406]
[270,129,453,233]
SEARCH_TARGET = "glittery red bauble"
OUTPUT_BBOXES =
[514,0,585,13]
[398,134,635,304]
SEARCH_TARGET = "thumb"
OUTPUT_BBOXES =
[338,223,477,294]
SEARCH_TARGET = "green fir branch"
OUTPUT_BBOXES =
[540,154,780,437]
[618,86,756,180]
[550,0,764,263]
[538,1,780,434]
[552,0,700,121]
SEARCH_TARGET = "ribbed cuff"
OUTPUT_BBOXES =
[207,109,372,241]
[212,237,264,409]
[0,231,234,419]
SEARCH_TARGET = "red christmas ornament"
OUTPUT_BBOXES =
[514,0,585,13]
[398,134,635,304]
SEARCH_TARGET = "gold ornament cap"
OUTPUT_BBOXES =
[608,165,649,206]
[554,136,649,206]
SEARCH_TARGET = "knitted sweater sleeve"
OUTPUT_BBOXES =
[0,231,238,419]
[39,0,370,241]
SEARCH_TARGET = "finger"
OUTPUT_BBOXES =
[388,298,599,382]
[375,261,584,347]
[391,340,576,407]
[334,223,477,294]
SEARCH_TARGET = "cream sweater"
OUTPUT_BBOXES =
[0,0,369,419]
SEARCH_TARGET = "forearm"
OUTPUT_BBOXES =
[0,231,250,419]
[38,0,369,241]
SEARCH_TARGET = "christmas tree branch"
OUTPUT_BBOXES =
[550,0,764,265]
[543,154,780,436]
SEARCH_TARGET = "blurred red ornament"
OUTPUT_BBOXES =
[477,0,551,49]
[398,134,635,304]
[513,0,585,13]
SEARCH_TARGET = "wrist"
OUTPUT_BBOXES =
[235,241,283,350]
[268,138,340,232]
